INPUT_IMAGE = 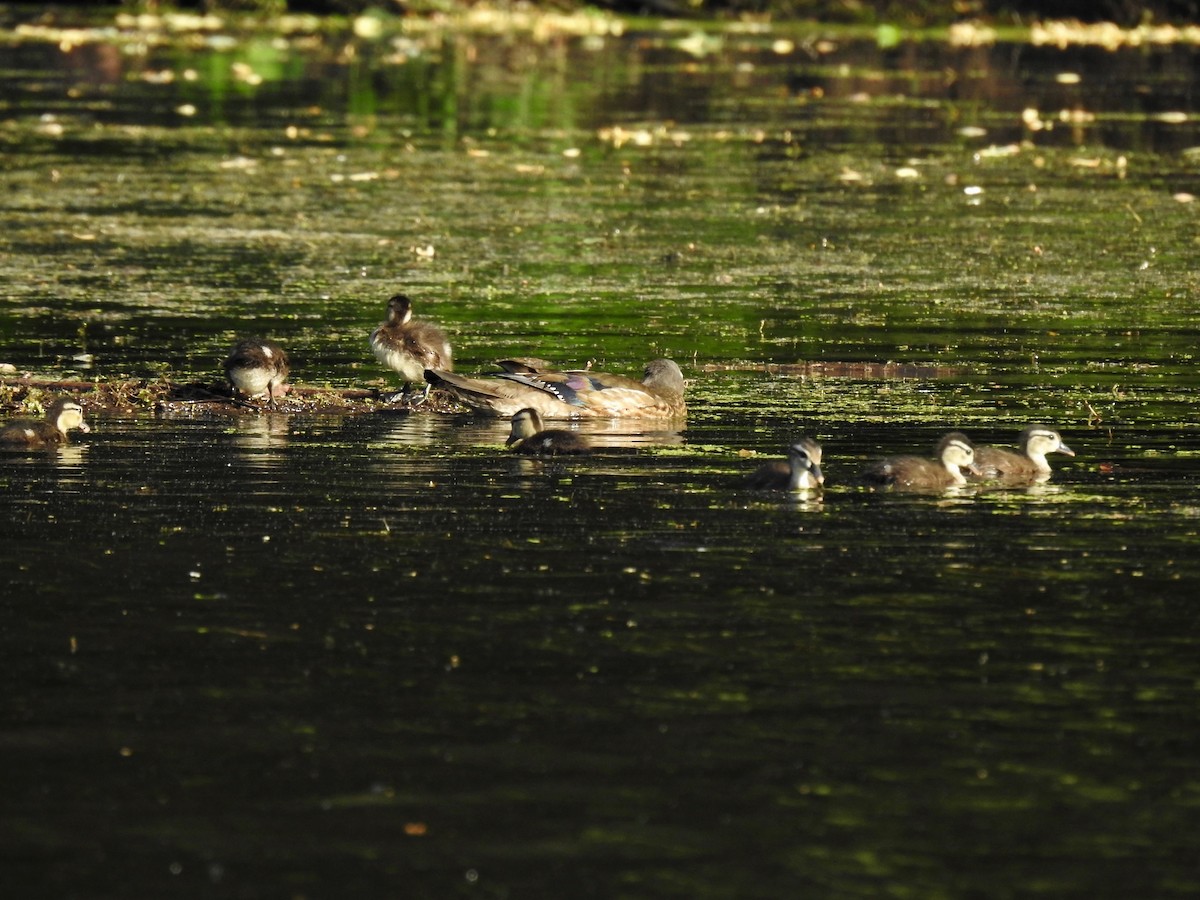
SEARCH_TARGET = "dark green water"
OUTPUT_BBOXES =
[3,13,1200,898]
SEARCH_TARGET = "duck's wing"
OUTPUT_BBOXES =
[425,369,576,416]
[494,357,560,375]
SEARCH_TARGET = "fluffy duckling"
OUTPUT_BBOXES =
[746,437,824,491]
[971,426,1074,482]
[370,293,452,399]
[426,358,686,419]
[506,407,591,455]
[0,397,91,448]
[861,431,979,490]
[224,338,290,409]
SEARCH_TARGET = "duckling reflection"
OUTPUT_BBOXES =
[229,415,291,466]
[861,432,979,491]
[970,426,1074,484]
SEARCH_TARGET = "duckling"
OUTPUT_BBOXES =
[426,358,686,419]
[971,426,1074,482]
[370,293,452,400]
[0,397,91,448]
[506,408,591,455]
[224,338,290,409]
[861,431,979,490]
[746,437,824,491]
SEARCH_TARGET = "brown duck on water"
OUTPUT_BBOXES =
[506,408,592,456]
[0,397,91,448]
[970,426,1074,483]
[745,437,824,491]
[426,358,686,420]
[861,432,980,491]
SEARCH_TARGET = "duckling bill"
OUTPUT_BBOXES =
[0,397,91,448]
[506,408,591,455]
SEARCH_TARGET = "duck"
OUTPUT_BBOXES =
[746,437,824,491]
[971,426,1074,482]
[0,397,91,448]
[224,338,290,409]
[861,431,979,490]
[506,408,591,455]
[425,358,686,419]
[370,293,453,399]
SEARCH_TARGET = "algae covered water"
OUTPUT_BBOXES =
[3,12,1200,897]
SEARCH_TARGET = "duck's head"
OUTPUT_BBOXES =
[507,407,544,445]
[386,293,415,326]
[48,398,90,435]
[642,358,684,394]
[937,431,978,475]
[1020,426,1074,460]
[787,437,824,486]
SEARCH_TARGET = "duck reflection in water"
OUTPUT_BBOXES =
[230,415,291,460]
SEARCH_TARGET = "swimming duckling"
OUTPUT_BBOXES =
[506,407,591,455]
[746,437,824,491]
[861,431,979,490]
[370,293,452,400]
[224,338,290,409]
[426,358,686,419]
[971,426,1074,482]
[0,397,91,448]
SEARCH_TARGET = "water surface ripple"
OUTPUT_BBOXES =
[3,19,1200,898]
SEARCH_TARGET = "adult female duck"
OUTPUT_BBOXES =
[426,358,686,420]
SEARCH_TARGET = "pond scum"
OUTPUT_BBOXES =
[0,372,436,417]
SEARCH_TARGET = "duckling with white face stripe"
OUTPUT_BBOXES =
[861,431,979,491]
[746,437,824,491]
[224,338,290,409]
[971,426,1074,482]
[0,397,91,448]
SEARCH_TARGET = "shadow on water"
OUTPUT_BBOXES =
[3,13,1200,899]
